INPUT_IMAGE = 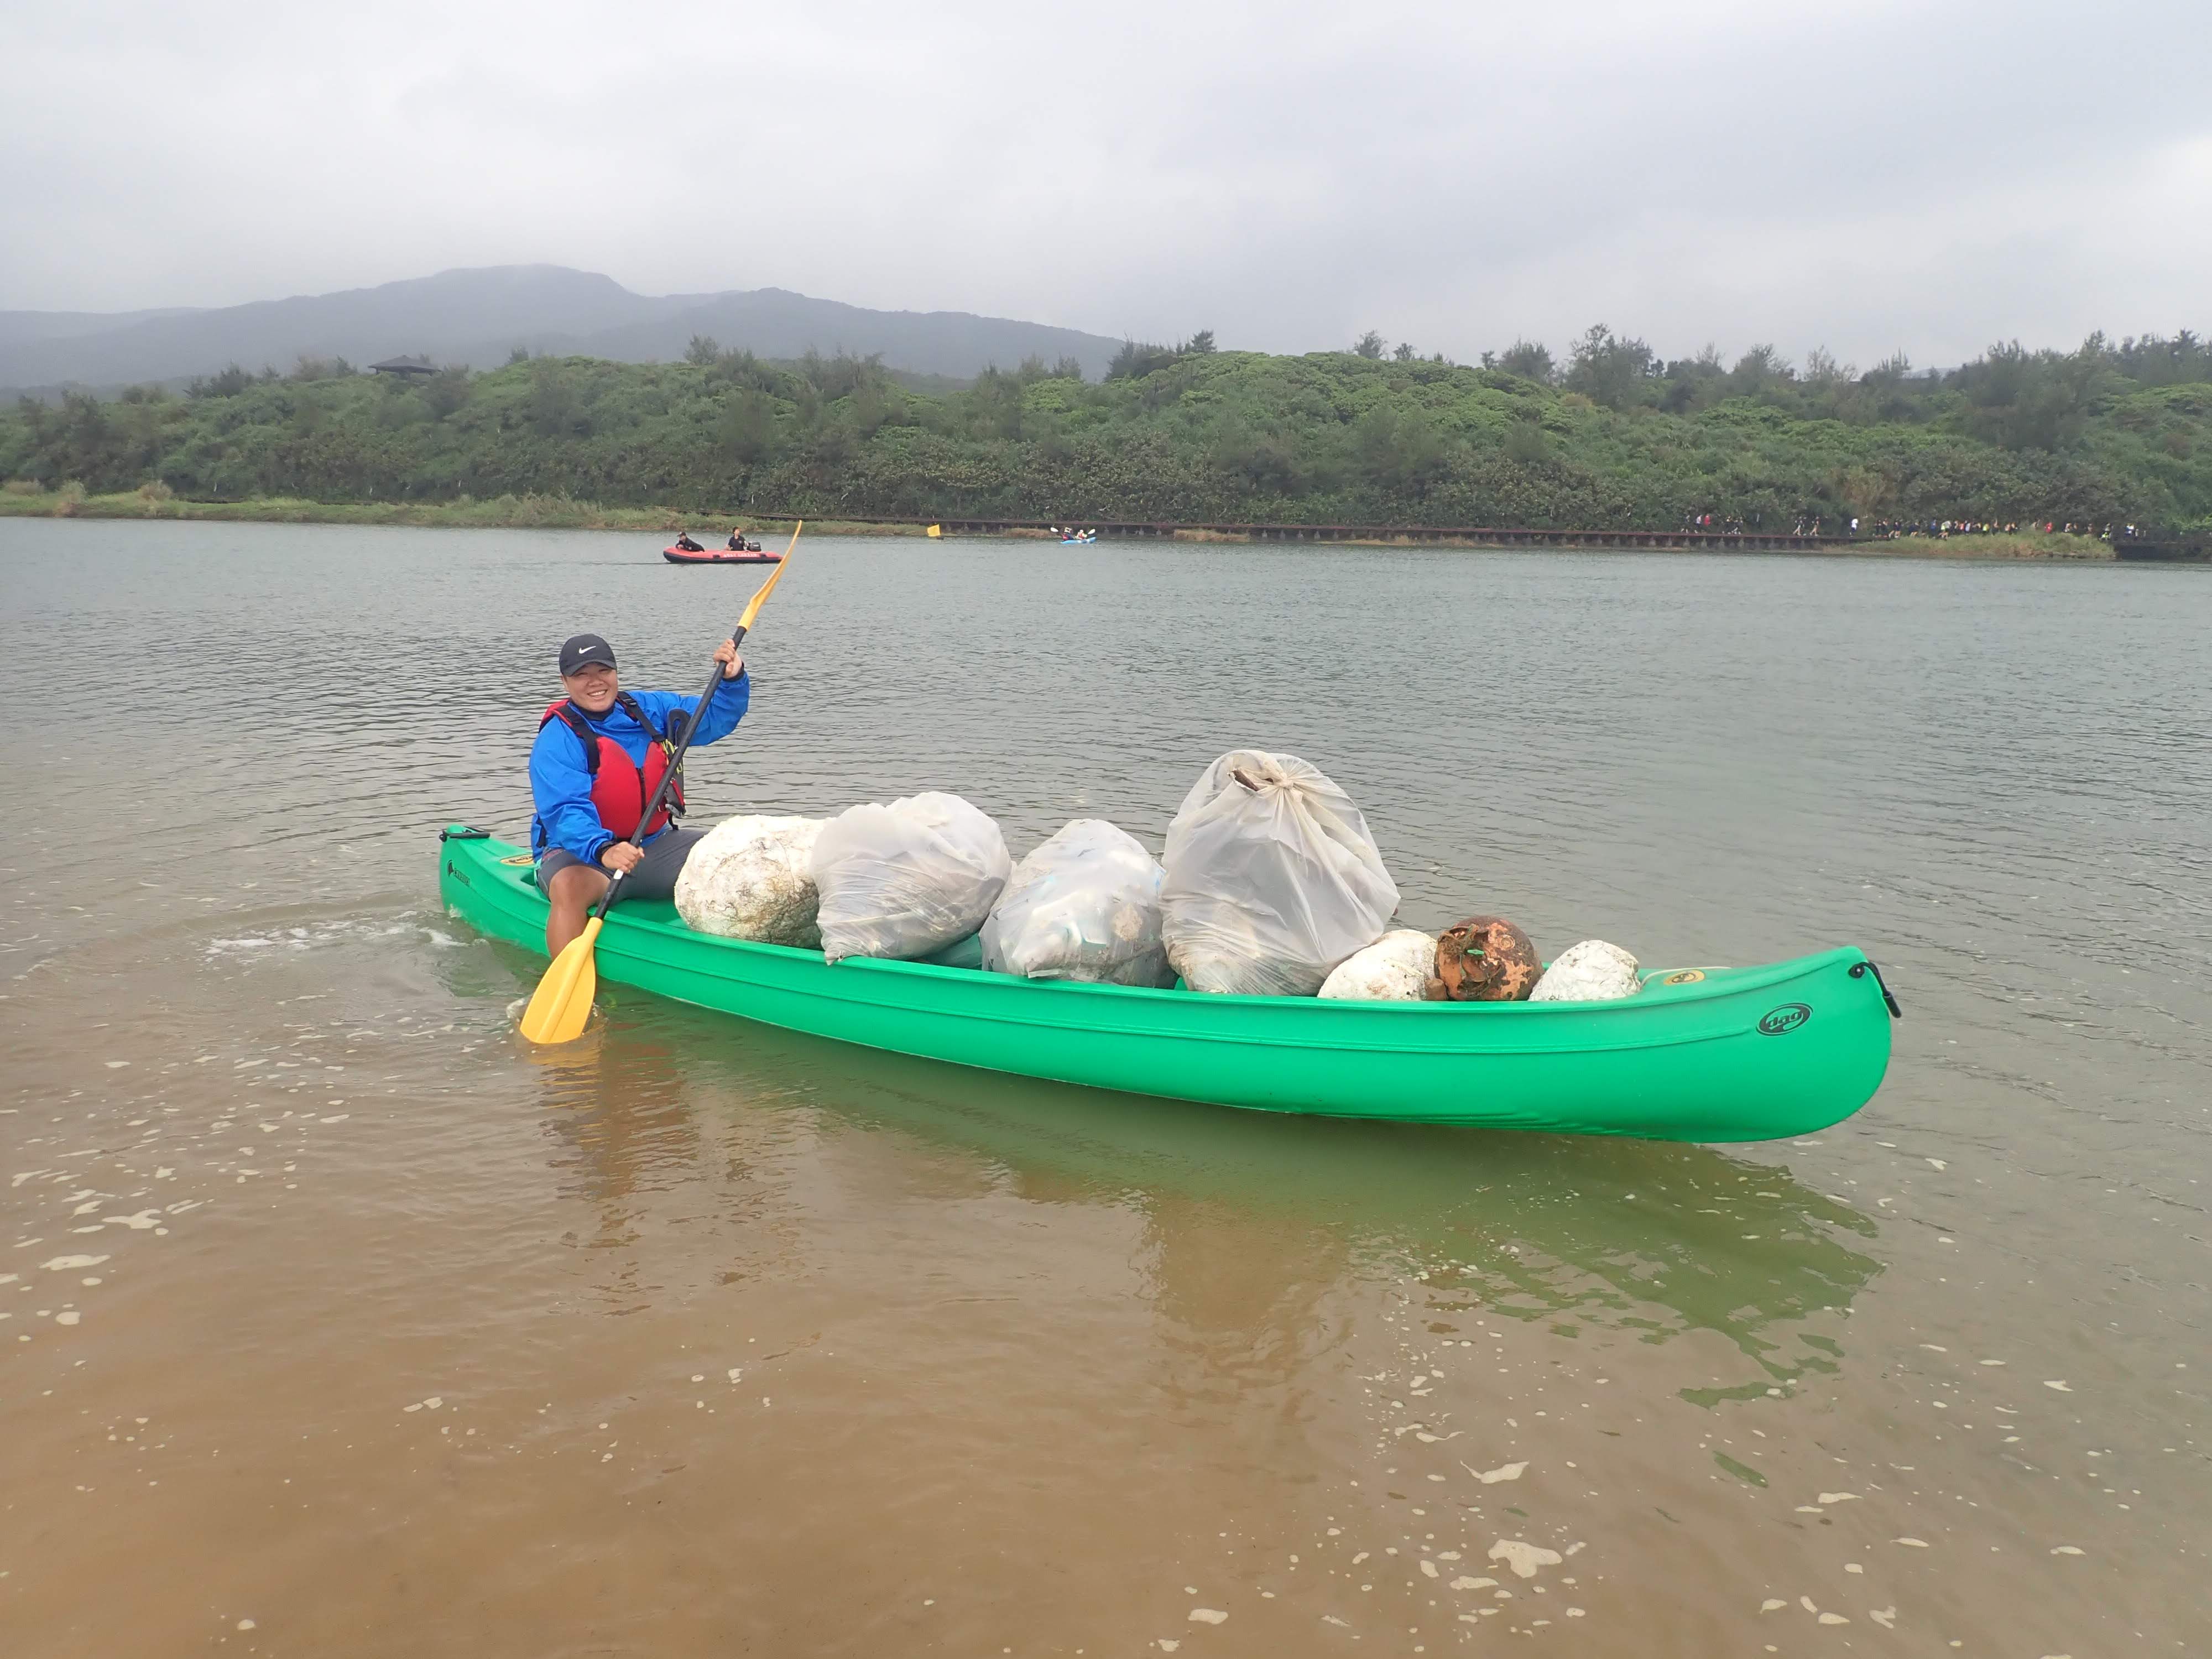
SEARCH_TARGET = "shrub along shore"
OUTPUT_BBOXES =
[0,482,2112,559]
[3,328,2205,540]
[0,483,892,537]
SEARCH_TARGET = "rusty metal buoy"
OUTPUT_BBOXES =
[1426,915,1541,1002]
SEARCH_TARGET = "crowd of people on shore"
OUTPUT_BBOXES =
[1681,512,2128,540]
[1849,518,2125,540]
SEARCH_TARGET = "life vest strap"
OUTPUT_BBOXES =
[538,693,685,837]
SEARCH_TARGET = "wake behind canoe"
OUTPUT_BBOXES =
[438,828,1893,1141]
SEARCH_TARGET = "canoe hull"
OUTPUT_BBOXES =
[439,832,1892,1140]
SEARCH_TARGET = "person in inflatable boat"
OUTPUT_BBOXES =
[529,631,749,954]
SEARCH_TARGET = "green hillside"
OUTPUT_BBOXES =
[5,331,2208,531]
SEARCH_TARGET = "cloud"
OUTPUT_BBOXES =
[3,0,2205,368]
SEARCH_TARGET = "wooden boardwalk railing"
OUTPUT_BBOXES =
[822,515,1851,551]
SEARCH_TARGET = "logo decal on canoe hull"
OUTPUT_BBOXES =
[1757,1003,1812,1036]
[1660,969,1706,985]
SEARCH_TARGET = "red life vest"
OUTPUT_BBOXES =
[539,691,687,841]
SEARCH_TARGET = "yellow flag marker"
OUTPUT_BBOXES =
[925,523,942,538]
[519,521,802,1044]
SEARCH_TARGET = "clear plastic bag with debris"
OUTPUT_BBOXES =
[811,791,1012,964]
[672,813,826,947]
[1161,749,1401,996]
[981,819,1174,987]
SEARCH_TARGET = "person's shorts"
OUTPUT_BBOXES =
[537,827,703,901]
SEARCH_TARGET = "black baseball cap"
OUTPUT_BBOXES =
[559,633,617,675]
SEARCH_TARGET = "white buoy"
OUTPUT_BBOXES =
[1530,940,1641,1002]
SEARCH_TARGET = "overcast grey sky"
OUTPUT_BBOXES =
[6,0,2207,368]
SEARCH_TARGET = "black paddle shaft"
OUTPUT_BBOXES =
[589,621,751,921]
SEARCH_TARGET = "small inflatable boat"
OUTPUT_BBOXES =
[664,545,781,565]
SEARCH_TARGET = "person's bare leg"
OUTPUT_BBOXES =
[546,863,609,956]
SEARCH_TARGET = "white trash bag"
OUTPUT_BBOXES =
[1317,928,1437,1001]
[981,820,1173,987]
[1161,750,1401,997]
[811,791,1011,964]
[672,813,826,947]
[1530,939,1641,1003]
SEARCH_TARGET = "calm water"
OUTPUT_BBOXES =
[2,519,2206,1656]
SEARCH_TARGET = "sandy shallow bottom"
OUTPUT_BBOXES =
[4,911,2193,1658]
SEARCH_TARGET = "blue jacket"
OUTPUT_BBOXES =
[530,670,750,863]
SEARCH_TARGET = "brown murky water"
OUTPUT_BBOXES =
[3,520,2206,1656]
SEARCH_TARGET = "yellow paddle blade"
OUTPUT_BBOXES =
[737,521,802,631]
[519,916,603,1044]
[926,523,942,538]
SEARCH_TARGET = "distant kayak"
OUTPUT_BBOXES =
[664,545,781,565]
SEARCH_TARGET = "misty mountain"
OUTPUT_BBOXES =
[0,265,1123,393]
[0,306,202,351]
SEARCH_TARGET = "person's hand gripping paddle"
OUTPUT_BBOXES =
[520,522,801,1044]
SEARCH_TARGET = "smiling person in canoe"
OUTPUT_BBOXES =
[531,630,749,956]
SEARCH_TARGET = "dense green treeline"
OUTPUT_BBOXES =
[4,329,2208,530]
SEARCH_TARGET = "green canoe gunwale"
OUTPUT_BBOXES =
[438,828,1895,1141]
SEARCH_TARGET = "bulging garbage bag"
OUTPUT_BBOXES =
[811,791,1011,965]
[672,813,826,947]
[981,820,1173,987]
[1427,915,1541,1002]
[1530,939,1641,1003]
[1317,928,1437,1000]
[1161,750,1400,997]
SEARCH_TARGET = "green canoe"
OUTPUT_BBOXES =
[439,828,1897,1141]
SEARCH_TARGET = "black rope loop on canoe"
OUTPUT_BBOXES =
[1850,959,1903,1019]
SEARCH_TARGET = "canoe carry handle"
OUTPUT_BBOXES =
[1850,958,1903,1019]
